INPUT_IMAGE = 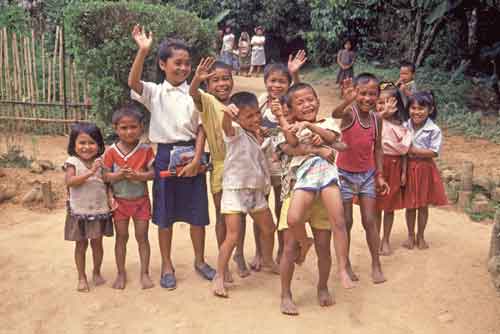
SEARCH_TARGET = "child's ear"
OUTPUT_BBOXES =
[158,59,167,72]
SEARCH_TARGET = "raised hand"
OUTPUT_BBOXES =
[382,97,397,118]
[194,57,216,82]
[132,24,153,52]
[223,104,240,120]
[90,159,102,175]
[288,49,308,75]
[342,78,357,102]
[270,99,284,117]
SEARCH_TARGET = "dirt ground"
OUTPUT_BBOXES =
[1,76,499,334]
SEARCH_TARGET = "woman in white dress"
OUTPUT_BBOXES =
[250,26,266,76]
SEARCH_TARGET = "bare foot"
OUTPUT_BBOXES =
[224,268,234,283]
[212,275,228,298]
[372,265,386,284]
[249,255,262,272]
[379,240,393,256]
[317,288,335,307]
[233,254,251,278]
[295,237,314,265]
[402,236,415,249]
[141,273,154,289]
[77,277,90,292]
[417,237,429,249]
[339,270,356,289]
[112,273,127,290]
[262,261,280,275]
[92,272,106,286]
[280,296,299,316]
[346,263,359,282]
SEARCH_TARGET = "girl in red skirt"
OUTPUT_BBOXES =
[375,83,411,255]
[403,91,447,250]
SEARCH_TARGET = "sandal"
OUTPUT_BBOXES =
[160,272,176,290]
[195,263,216,281]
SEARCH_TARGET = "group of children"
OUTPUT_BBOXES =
[63,24,448,316]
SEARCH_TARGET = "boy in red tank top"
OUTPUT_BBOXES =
[332,74,389,284]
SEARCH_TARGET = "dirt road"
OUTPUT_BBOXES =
[1,76,499,334]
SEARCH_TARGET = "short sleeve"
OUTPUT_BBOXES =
[130,81,158,111]
[63,156,79,171]
[223,123,242,143]
[428,128,442,154]
[102,148,114,170]
[146,146,155,168]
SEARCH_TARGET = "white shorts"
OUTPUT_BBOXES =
[221,189,268,214]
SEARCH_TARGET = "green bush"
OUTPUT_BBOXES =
[0,4,30,34]
[64,1,216,124]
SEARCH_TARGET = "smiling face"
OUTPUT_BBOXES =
[74,132,99,162]
[114,116,143,146]
[355,80,379,113]
[409,101,431,127]
[265,71,290,100]
[399,66,414,84]
[207,68,233,103]
[238,106,262,133]
[159,49,192,86]
[289,88,319,122]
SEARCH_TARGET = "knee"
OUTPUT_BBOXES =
[134,231,148,243]
[283,238,299,256]
[224,231,240,247]
[76,240,88,250]
[116,231,129,243]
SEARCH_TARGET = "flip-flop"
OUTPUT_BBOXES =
[160,273,176,290]
[195,263,216,281]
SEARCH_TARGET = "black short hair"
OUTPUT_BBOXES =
[230,91,258,109]
[354,72,380,87]
[210,60,233,73]
[409,91,438,120]
[111,105,144,125]
[400,61,416,73]
[157,38,191,82]
[67,123,105,157]
[263,63,292,85]
[286,82,318,108]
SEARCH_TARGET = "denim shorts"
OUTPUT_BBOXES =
[338,168,376,201]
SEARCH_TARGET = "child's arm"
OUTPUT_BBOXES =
[408,146,438,158]
[280,143,336,164]
[272,101,299,146]
[178,126,206,177]
[374,116,390,196]
[292,122,338,145]
[401,155,408,187]
[128,24,153,96]
[331,80,356,120]
[288,50,307,84]
[65,160,101,187]
[189,57,216,109]
[336,51,344,69]
[222,104,239,137]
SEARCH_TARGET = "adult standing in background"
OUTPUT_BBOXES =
[238,32,251,76]
[221,26,235,67]
[249,26,266,77]
[336,39,356,88]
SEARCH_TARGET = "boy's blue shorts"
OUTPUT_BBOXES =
[338,168,376,201]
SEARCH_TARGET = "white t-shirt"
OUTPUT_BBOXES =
[131,80,199,144]
[222,33,235,52]
[222,124,271,192]
[251,35,265,50]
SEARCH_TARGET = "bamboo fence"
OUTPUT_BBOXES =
[0,27,91,136]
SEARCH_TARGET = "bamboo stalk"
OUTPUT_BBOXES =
[3,28,11,99]
[0,29,4,100]
[47,60,52,103]
[73,61,80,120]
[51,26,59,103]
[31,30,39,101]
[12,33,21,101]
[84,79,89,120]
[59,28,63,104]
[0,115,91,123]
[41,33,45,101]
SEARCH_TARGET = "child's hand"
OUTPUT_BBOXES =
[288,50,307,75]
[311,134,324,146]
[132,24,153,52]
[178,160,200,178]
[400,173,407,187]
[194,57,216,82]
[270,99,284,117]
[342,78,357,102]
[317,147,336,164]
[376,174,390,196]
[223,104,239,120]
[287,121,309,135]
[90,159,102,175]
[260,127,271,137]
[382,97,397,117]
[108,196,118,212]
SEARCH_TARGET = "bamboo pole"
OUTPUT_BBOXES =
[47,60,52,103]
[0,115,91,123]
[73,61,80,120]
[84,79,89,120]
[51,26,59,103]
[0,29,4,100]
[12,33,21,101]
[41,33,45,101]
[31,30,38,101]
[3,28,11,99]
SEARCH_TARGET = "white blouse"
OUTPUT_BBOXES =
[131,80,199,144]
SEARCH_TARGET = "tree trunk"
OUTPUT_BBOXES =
[415,17,445,67]
[410,8,423,63]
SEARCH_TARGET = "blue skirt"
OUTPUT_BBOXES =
[153,142,209,228]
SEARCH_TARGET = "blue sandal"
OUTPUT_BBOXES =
[195,263,216,281]
[160,272,176,290]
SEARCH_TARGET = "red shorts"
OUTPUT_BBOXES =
[113,196,151,221]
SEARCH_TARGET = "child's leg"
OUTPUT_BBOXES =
[250,208,278,272]
[416,206,429,249]
[359,196,386,284]
[380,211,395,256]
[273,184,284,264]
[311,228,334,307]
[403,208,417,249]
[89,237,105,286]
[190,225,215,278]
[75,240,89,292]
[280,230,299,315]
[320,186,355,289]
[158,227,174,275]
[113,220,129,289]
[250,220,263,271]
[214,192,237,281]
[287,190,315,264]
[233,216,249,278]
[342,200,358,281]
[375,209,382,236]
[214,214,242,297]
[133,219,154,289]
